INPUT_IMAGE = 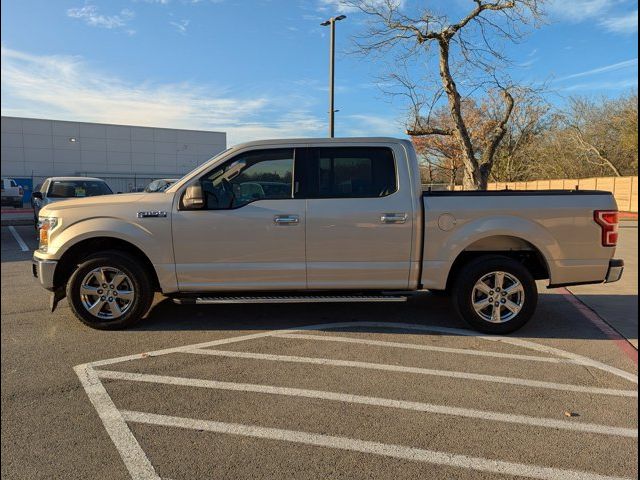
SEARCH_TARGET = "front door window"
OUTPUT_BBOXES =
[201,149,294,210]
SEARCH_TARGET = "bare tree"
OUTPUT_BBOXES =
[562,97,632,177]
[349,0,545,189]
[497,91,638,181]
[489,88,553,182]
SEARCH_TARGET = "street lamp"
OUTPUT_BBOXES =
[320,14,346,138]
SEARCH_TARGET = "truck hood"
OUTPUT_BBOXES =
[40,193,145,214]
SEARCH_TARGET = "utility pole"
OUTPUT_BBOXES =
[321,15,346,138]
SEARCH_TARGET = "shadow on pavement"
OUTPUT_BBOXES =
[134,292,637,344]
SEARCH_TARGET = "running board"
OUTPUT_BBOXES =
[173,294,408,305]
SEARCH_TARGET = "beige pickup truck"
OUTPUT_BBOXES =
[32,138,624,333]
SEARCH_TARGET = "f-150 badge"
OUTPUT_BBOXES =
[137,211,168,218]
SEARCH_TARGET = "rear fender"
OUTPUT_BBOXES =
[423,215,559,290]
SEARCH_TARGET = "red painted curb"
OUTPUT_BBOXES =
[559,287,638,365]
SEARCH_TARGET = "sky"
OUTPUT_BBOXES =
[1,0,638,145]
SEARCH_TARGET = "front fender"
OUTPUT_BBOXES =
[42,216,178,293]
[49,217,160,256]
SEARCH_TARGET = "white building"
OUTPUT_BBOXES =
[1,116,226,193]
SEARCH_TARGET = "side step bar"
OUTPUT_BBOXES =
[173,294,408,305]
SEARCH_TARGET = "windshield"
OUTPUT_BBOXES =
[166,148,232,193]
[47,180,113,198]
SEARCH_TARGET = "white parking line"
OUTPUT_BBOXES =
[273,332,579,364]
[293,322,640,384]
[83,321,638,384]
[96,369,638,438]
[75,321,639,480]
[8,226,29,252]
[74,365,159,480]
[185,348,638,397]
[121,410,633,480]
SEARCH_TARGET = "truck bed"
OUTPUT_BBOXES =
[420,189,618,290]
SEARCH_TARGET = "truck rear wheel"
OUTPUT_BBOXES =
[66,251,154,330]
[452,255,537,334]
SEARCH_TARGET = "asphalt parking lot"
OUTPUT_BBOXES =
[1,223,638,480]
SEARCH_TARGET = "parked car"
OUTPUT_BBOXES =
[144,178,179,193]
[32,137,624,332]
[1,178,24,208]
[32,177,113,225]
[129,186,146,193]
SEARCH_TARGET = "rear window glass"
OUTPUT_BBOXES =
[47,181,112,198]
[307,147,397,198]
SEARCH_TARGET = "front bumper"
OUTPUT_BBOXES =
[605,259,624,284]
[32,256,57,291]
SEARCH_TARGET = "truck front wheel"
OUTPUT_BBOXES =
[66,251,154,330]
[452,255,537,334]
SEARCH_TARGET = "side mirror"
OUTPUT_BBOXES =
[32,192,43,200]
[182,184,205,210]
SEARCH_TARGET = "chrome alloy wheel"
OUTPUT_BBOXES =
[79,267,135,320]
[471,271,525,323]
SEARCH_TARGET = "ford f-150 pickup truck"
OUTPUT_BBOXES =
[32,137,624,333]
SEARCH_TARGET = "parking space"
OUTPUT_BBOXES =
[79,322,637,480]
[1,225,637,479]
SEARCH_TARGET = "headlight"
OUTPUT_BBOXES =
[38,217,58,252]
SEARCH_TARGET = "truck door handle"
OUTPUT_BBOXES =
[380,213,408,224]
[274,215,300,225]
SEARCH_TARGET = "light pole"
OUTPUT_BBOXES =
[320,14,346,138]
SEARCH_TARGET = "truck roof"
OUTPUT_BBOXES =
[230,137,407,150]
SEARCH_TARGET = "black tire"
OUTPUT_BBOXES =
[452,255,537,334]
[66,250,154,330]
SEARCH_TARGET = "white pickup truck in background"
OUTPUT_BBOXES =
[1,178,24,208]
[32,137,624,333]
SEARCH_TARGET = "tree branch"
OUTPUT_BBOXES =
[569,125,622,176]
[446,1,516,37]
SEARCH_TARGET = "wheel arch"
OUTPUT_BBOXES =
[445,235,550,291]
[54,237,160,292]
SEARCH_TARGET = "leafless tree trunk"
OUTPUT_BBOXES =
[350,0,544,189]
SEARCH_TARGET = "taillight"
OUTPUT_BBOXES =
[594,210,619,247]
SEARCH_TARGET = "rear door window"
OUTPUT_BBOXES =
[302,147,397,198]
